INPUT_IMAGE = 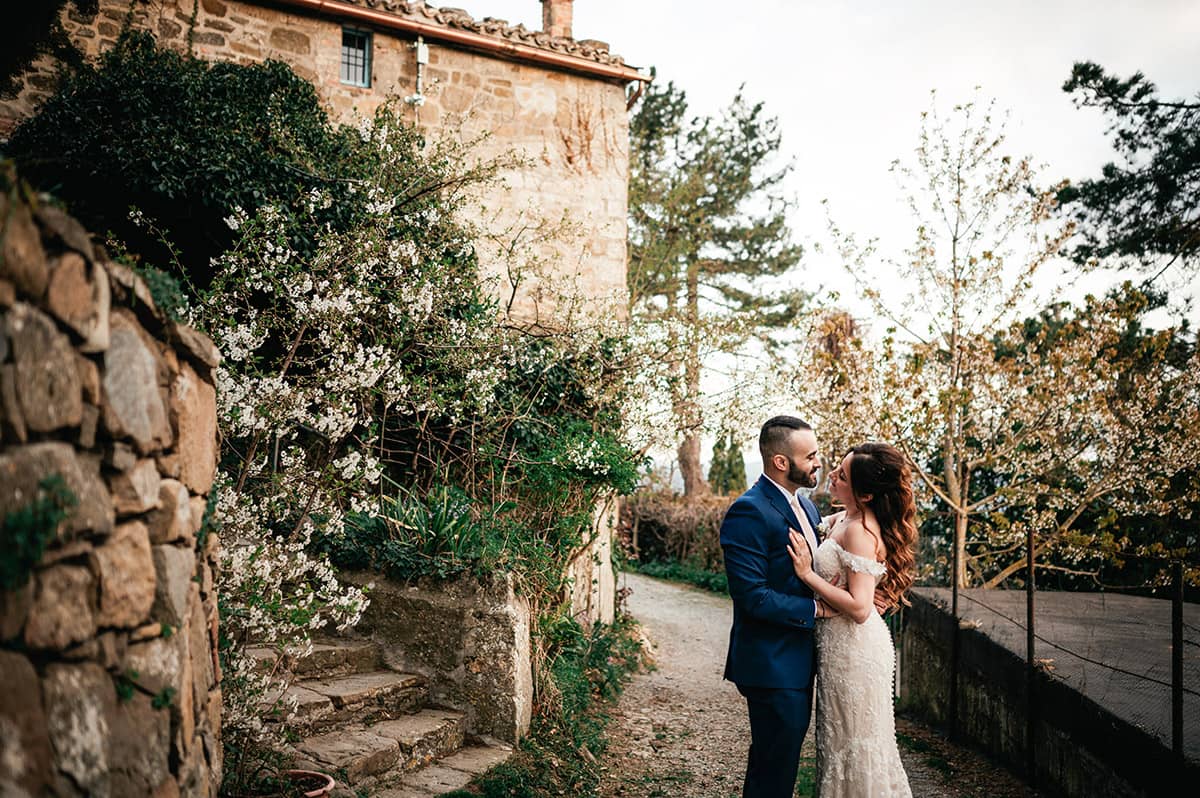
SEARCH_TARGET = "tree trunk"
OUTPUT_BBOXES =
[677,433,709,497]
[953,509,969,589]
[677,257,708,497]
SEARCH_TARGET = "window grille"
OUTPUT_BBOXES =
[340,28,371,87]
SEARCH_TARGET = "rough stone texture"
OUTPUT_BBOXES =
[110,457,162,516]
[0,202,48,299]
[46,251,110,351]
[188,584,216,707]
[1,169,222,798]
[169,322,220,369]
[125,633,185,697]
[34,204,95,261]
[7,302,83,432]
[103,309,172,454]
[188,495,207,539]
[104,441,137,472]
[296,728,400,783]
[372,709,466,771]
[0,650,53,795]
[0,580,33,641]
[171,361,217,494]
[348,570,532,743]
[78,402,100,448]
[24,564,96,650]
[109,692,171,797]
[92,521,156,629]
[0,363,26,443]
[148,478,193,544]
[75,353,101,404]
[43,662,114,798]
[151,543,195,627]
[0,441,113,540]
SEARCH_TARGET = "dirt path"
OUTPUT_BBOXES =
[599,572,1040,798]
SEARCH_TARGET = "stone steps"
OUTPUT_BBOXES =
[262,669,428,732]
[371,744,515,797]
[253,637,511,794]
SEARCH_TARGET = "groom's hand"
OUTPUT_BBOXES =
[815,598,840,619]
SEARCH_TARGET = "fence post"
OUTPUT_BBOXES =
[1026,527,1036,786]
[1173,559,1183,759]
[950,540,960,740]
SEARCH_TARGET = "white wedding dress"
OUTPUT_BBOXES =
[813,538,912,798]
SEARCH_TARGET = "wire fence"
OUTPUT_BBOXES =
[916,549,1199,787]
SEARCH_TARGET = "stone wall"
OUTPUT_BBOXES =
[0,169,223,797]
[898,589,1200,798]
[342,570,533,744]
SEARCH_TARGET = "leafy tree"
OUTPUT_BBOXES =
[629,78,805,496]
[1059,61,1200,279]
[707,430,747,496]
[807,96,1200,588]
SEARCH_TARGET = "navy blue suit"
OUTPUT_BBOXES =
[721,475,822,798]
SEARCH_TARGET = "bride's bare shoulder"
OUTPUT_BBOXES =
[840,517,880,559]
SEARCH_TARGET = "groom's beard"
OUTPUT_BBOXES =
[787,459,818,489]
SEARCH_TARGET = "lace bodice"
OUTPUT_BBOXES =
[813,537,887,586]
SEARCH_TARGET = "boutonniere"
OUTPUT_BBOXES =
[816,518,832,540]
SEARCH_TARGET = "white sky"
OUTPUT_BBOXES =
[448,0,1200,477]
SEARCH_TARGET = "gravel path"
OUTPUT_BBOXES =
[599,572,1040,798]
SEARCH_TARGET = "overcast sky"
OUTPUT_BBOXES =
[452,1,1200,474]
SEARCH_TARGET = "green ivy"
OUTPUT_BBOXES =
[0,474,77,592]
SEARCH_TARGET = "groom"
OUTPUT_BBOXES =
[720,415,825,798]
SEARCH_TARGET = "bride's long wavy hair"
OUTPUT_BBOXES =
[846,442,918,610]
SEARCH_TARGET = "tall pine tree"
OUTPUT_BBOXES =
[629,79,805,496]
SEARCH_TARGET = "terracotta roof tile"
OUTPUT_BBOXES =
[341,1,628,68]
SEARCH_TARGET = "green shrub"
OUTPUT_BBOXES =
[0,474,77,592]
[630,558,729,595]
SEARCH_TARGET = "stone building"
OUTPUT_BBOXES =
[1,0,645,624]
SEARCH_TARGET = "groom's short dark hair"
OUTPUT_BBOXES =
[759,415,813,461]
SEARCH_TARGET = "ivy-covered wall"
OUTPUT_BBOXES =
[0,167,223,798]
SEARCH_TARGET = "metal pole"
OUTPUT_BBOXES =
[1173,559,1183,759]
[950,534,960,740]
[1026,528,1036,786]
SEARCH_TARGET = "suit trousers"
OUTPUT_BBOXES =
[737,684,813,798]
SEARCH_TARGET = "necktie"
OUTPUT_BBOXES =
[790,493,819,554]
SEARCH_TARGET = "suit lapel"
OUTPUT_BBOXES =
[756,476,805,537]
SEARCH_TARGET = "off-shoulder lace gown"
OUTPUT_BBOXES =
[813,538,912,798]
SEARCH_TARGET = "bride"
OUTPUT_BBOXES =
[786,442,917,798]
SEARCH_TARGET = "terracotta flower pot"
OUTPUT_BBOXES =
[281,770,335,798]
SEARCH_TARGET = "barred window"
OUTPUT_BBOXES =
[340,27,371,87]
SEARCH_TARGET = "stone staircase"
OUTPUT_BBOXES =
[250,638,511,796]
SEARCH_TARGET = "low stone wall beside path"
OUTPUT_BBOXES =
[0,169,223,798]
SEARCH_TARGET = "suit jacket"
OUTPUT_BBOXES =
[720,475,822,689]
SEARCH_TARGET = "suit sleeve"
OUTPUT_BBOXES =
[720,499,817,630]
